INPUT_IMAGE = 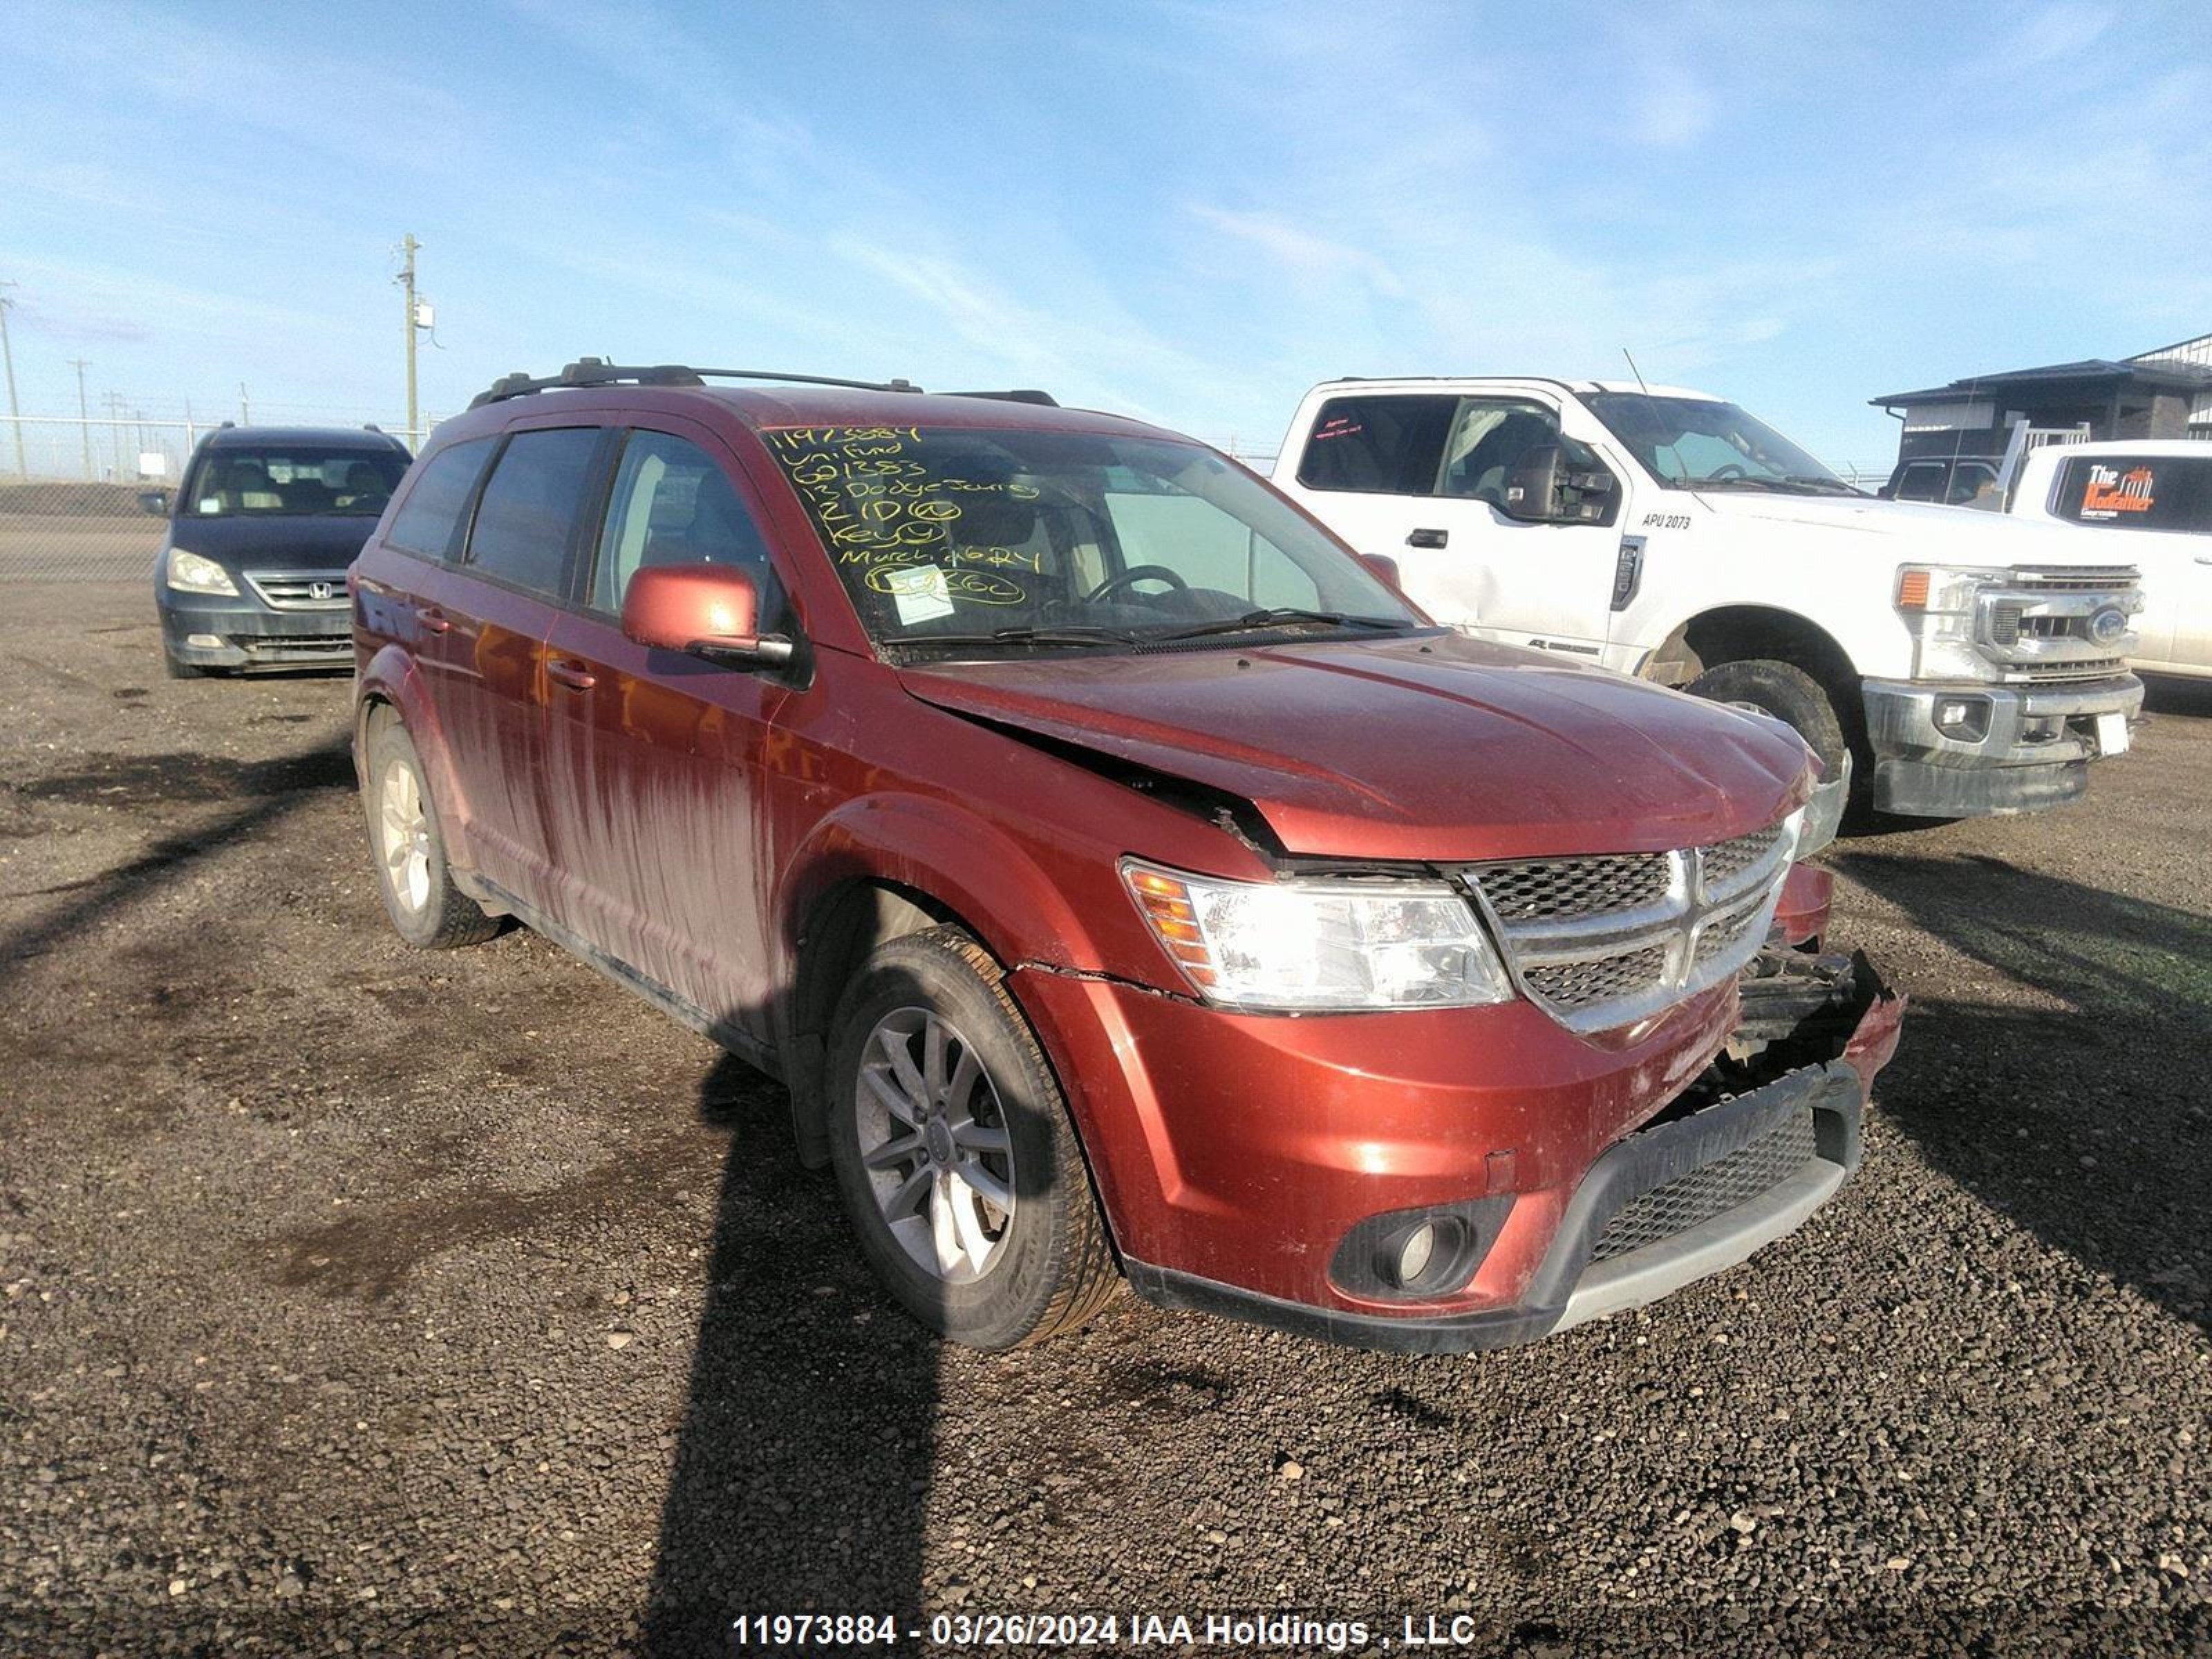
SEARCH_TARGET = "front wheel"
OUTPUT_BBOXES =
[827,928,1120,1349]
[1685,658,1851,783]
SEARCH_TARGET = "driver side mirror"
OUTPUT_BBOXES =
[138,489,172,518]
[621,563,794,669]
[1501,445,1615,525]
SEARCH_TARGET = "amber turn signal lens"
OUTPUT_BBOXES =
[1895,570,1931,610]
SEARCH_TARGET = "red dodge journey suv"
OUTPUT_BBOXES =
[350,359,1902,1352]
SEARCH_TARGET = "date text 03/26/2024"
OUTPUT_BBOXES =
[729,1613,1526,1650]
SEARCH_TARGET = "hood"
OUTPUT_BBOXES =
[166,513,379,570]
[901,632,1812,863]
[1697,490,2133,567]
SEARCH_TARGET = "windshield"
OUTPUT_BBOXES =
[187,447,409,517]
[762,424,1420,653]
[1580,393,1862,495]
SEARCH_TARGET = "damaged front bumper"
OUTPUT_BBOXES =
[1123,949,1904,1354]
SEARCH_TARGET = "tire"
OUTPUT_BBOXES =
[359,711,501,950]
[1685,658,1850,782]
[827,928,1120,1349]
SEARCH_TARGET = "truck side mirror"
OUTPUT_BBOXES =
[1501,446,1615,525]
[621,563,794,669]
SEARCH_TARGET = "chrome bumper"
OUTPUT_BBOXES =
[1862,674,2144,817]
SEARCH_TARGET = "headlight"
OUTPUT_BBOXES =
[1894,563,2004,681]
[1121,859,1515,1011]
[166,547,238,597]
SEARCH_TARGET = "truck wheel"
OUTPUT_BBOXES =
[359,711,502,950]
[1685,659,1850,782]
[827,928,1121,1349]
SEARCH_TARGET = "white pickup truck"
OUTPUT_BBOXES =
[1273,377,2147,818]
[2005,438,2211,681]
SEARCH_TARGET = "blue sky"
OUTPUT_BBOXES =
[4,0,2209,471]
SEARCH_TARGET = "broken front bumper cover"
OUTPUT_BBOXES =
[1123,950,1904,1354]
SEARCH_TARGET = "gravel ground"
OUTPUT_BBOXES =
[2,582,2206,1658]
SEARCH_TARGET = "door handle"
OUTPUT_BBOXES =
[413,606,450,635]
[546,659,598,691]
[1407,527,1448,549]
[2195,555,2212,566]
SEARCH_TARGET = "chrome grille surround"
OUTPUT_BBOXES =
[1457,812,1802,1035]
[244,572,351,611]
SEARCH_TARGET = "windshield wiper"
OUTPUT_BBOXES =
[1146,608,1412,644]
[1679,475,1835,495]
[888,624,1143,655]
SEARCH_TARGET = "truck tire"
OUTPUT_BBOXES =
[359,711,503,950]
[1685,659,1850,782]
[827,928,1121,1349]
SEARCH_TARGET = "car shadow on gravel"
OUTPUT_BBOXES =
[0,738,353,990]
[1836,850,2212,1335]
[639,1046,935,1656]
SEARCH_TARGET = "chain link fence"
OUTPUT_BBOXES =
[1,413,431,581]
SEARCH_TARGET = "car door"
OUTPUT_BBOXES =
[434,422,610,917]
[536,420,797,1044]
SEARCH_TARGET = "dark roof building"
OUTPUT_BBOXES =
[1871,334,2212,467]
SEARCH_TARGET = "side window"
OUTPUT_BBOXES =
[1947,462,1997,506]
[464,428,604,597]
[591,432,776,614]
[385,437,496,559]
[1436,398,1564,505]
[1295,395,1454,494]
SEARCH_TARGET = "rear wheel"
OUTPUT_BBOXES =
[827,928,1120,1349]
[360,711,500,950]
[1685,658,1850,782]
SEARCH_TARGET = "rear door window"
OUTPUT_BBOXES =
[387,437,496,559]
[1295,395,1454,494]
[463,428,605,597]
[2054,455,2212,532]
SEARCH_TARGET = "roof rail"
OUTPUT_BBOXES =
[468,357,927,409]
[946,388,1059,406]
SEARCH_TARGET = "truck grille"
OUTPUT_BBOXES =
[2010,565,2141,591]
[2012,657,2127,684]
[1590,1106,1819,1263]
[244,572,351,610]
[1458,816,1799,1035]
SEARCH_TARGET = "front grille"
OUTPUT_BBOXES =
[2013,657,2126,683]
[238,634,351,657]
[1459,816,1798,1035]
[1590,1107,1818,1262]
[244,572,350,610]
[1473,852,1671,921]
[2011,565,2141,591]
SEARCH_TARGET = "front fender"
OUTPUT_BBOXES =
[779,791,1107,977]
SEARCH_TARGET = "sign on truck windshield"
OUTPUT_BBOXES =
[2056,456,2212,534]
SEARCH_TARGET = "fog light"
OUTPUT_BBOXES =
[1933,695,1990,742]
[1397,1223,1437,1286]
[187,632,223,648]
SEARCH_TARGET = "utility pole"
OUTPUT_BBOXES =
[0,282,24,479]
[70,359,92,479]
[103,391,126,478]
[238,382,250,424]
[397,234,423,447]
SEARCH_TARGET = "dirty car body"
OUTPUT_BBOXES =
[350,367,1902,1351]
